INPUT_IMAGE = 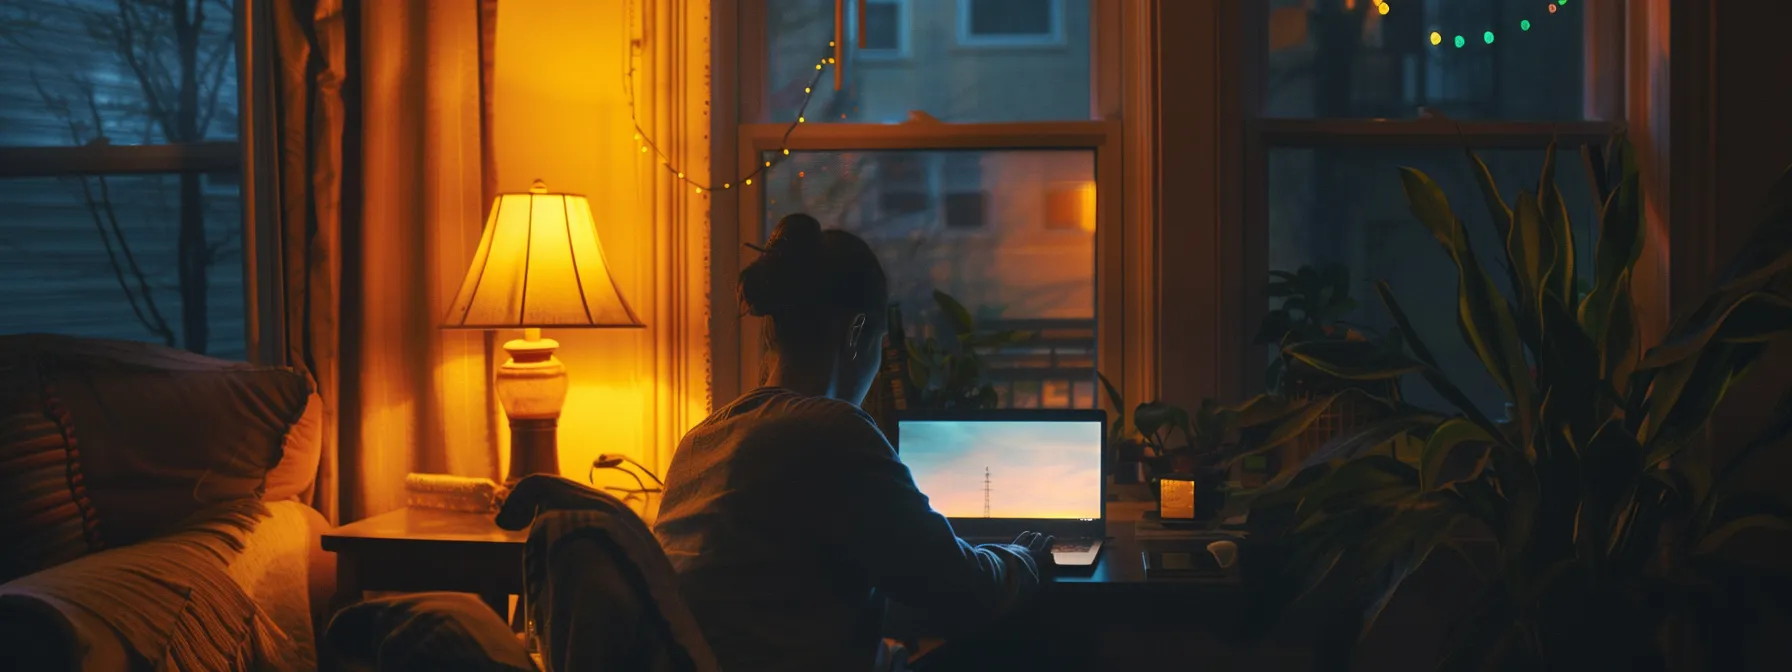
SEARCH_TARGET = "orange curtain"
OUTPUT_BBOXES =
[273,0,500,523]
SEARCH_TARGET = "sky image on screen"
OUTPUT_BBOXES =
[899,420,1103,520]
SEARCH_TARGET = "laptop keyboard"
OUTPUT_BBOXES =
[1052,539,1095,554]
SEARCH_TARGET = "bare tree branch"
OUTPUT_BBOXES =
[195,14,235,136]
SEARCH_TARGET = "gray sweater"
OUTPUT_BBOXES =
[654,388,1042,671]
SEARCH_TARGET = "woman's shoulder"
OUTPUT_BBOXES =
[720,388,891,454]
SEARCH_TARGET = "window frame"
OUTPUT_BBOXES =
[1229,0,1631,397]
[955,0,1067,48]
[852,0,912,60]
[0,0,272,364]
[712,0,1156,411]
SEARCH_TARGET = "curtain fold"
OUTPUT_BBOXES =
[272,0,498,524]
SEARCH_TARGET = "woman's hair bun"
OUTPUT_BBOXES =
[739,213,826,317]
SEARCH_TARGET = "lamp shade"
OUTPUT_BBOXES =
[443,180,645,329]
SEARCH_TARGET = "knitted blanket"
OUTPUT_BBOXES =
[0,499,293,670]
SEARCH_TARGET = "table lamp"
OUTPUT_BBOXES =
[442,180,644,484]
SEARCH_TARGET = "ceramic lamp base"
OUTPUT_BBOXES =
[495,328,569,484]
[506,417,560,485]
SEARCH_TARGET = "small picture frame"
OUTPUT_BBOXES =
[1155,474,1198,520]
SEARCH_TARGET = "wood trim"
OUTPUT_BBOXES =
[1233,0,1265,400]
[738,121,1116,150]
[0,142,241,178]
[1585,0,1628,121]
[1254,119,1624,149]
[1154,0,1226,408]
[1668,0,1718,314]
[710,0,744,406]
[238,0,283,366]
[1117,0,1158,408]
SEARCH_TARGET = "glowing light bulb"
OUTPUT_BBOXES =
[640,145,648,153]
[1522,19,1532,31]
[782,149,790,155]
[1547,3,1557,13]
[1377,2,1389,16]
[804,87,812,94]
[724,183,731,189]
[765,161,772,167]
[1429,31,1442,46]
[695,187,703,194]
[798,116,806,123]
[1453,35,1465,48]
[676,172,684,178]
[1484,31,1495,44]
[633,132,641,140]
[829,40,836,47]
[745,179,753,185]
[797,171,805,178]
[816,64,823,70]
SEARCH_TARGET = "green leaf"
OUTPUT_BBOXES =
[1398,167,1466,255]
[1373,281,1510,447]
[1696,387,1792,534]
[1539,143,1578,303]
[1537,289,1606,443]
[1466,149,1516,262]
[1097,372,1127,440]
[1597,274,1642,397]
[1694,514,1792,556]
[1576,419,1646,568]
[1639,291,1792,370]
[932,290,975,338]
[1508,190,1547,311]
[1582,167,1645,334]
[1294,455,1421,516]
[1449,221,1537,439]
[1356,494,1464,640]
[1303,413,1445,471]
[1134,402,1192,448]
[1420,418,1495,491]
[1644,343,1768,465]
[1282,339,1424,381]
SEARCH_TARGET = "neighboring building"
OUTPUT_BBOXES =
[764,0,1098,408]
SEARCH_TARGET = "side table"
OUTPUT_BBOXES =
[321,507,527,621]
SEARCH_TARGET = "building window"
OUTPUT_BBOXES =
[0,0,249,360]
[736,0,1114,409]
[854,0,910,58]
[1246,0,1626,414]
[957,0,1065,47]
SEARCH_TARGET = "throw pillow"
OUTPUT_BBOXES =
[0,380,102,584]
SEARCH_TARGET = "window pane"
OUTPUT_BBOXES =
[762,149,1097,408]
[1267,148,1599,417]
[0,174,247,360]
[1264,0,1589,120]
[762,0,1090,123]
[0,0,240,146]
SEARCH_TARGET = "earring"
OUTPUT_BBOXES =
[847,313,867,360]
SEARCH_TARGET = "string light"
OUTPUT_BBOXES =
[1453,34,1465,48]
[1484,31,1495,44]
[624,0,833,197]
[1429,31,1442,46]
[1377,2,1390,16]
[1521,19,1532,31]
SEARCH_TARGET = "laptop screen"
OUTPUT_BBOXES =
[896,418,1104,521]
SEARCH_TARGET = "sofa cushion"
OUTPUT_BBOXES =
[0,334,312,546]
[266,391,325,503]
[0,367,103,584]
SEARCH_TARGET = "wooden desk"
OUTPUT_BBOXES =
[321,508,526,618]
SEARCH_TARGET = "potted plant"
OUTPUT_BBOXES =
[905,290,1029,410]
[1238,138,1792,669]
[1099,374,1262,520]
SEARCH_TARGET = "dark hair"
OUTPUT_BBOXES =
[739,213,888,341]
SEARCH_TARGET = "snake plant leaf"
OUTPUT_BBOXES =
[1645,342,1768,466]
[1448,220,1537,439]
[1302,413,1444,473]
[1374,281,1511,446]
[1539,144,1578,304]
[1293,455,1421,518]
[1538,288,1606,443]
[1420,418,1495,491]
[1639,291,1792,370]
[1694,514,1792,557]
[1096,372,1127,441]
[1582,167,1645,335]
[1356,493,1465,641]
[1576,419,1646,567]
[1695,387,1792,535]
[1508,190,1548,303]
[1282,339,1424,380]
[1398,167,1467,256]
[1466,149,1517,275]
[1597,274,1642,397]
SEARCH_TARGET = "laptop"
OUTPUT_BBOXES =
[894,409,1107,567]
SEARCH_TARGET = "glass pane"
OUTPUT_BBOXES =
[762,149,1097,408]
[1267,148,1599,417]
[0,174,247,360]
[762,0,1091,123]
[0,0,240,146]
[1265,0,1589,120]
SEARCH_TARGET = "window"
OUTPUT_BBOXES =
[958,0,1065,47]
[1244,0,1626,415]
[726,0,1134,409]
[0,0,248,360]
[854,0,909,58]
